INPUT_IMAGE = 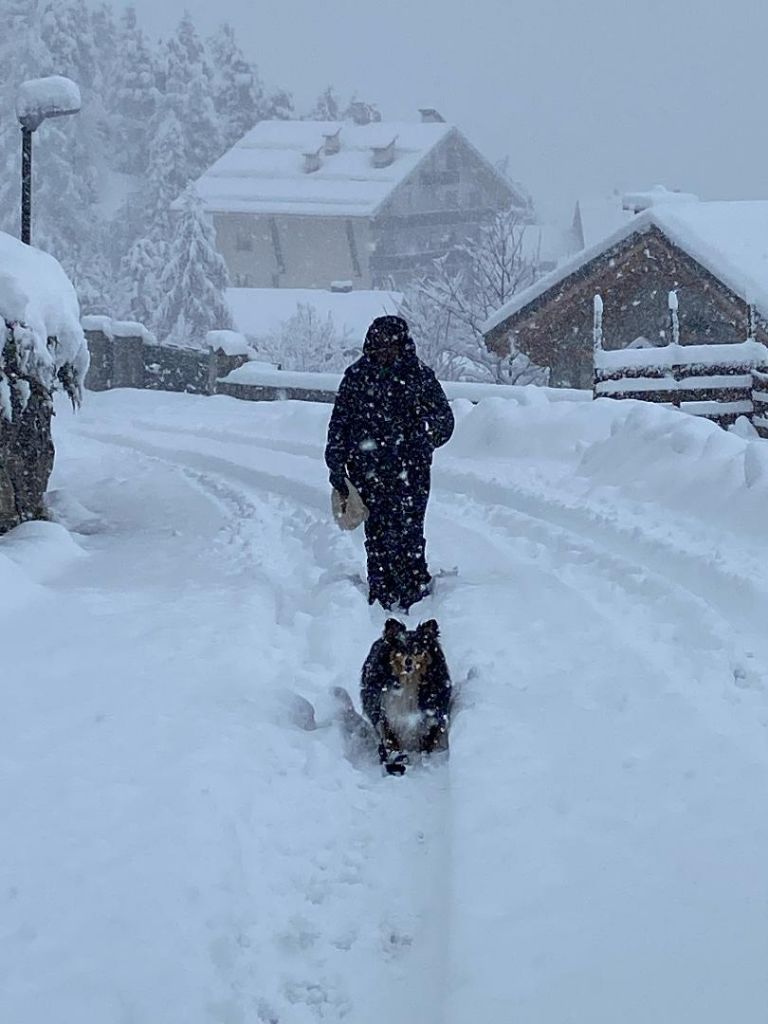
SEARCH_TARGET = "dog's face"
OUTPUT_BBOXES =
[383,619,439,691]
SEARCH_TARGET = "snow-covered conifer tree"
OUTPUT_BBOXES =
[158,185,233,344]
[144,96,188,227]
[308,86,342,121]
[90,2,118,95]
[112,6,158,173]
[118,235,164,328]
[163,13,221,178]
[208,23,265,149]
[262,87,294,121]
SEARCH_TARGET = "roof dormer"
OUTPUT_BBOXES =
[302,147,322,174]
[323,128,341,156]
[371,137,397,169]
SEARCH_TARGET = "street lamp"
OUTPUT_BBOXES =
[15,75,81,245]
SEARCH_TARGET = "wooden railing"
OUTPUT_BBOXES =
[593,341,768,434]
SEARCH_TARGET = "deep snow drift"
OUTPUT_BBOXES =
[2,388,768,1024]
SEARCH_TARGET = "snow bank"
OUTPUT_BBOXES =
[0,520,85,583]
[444,390,768,548]
[0,521,84,616]
[578,399,768,535]
[0,232,88,397]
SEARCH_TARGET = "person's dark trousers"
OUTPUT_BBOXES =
[359,471,431,609]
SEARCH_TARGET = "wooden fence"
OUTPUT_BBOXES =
[593,341,768,436]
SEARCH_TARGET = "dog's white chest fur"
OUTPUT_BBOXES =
[382,682,423,750]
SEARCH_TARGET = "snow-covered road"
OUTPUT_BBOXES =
[3,389,768,1023]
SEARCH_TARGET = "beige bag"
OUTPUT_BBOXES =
[331,479,369,531]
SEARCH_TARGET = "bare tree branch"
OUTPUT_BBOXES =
[403,208,549,385]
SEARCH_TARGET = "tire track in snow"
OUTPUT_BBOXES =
[70,423,454,1024]
[431,477,768,762]
[424,486,768,1022]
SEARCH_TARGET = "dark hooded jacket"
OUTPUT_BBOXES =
[325,317,454,497]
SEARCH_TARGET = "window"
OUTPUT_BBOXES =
[235,229,253,252]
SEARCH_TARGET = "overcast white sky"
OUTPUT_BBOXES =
[133,0,768,221]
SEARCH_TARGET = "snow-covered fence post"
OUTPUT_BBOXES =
[748,302,757,342]
[592,294,604,352]
[668,290,681,407]
[592,293,604,399]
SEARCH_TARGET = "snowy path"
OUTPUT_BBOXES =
[3,390,768,1023]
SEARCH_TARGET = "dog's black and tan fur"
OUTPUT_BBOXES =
[361,618,451,775]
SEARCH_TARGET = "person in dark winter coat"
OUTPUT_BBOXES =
[325,315,454,610]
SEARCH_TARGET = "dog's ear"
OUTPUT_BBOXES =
[417,619,440,641]
[383,618,406,643]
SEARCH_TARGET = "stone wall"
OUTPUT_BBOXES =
[216,379,338,405]
[84,328,247,396]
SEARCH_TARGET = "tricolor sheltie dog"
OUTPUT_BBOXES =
[361,618,451,775]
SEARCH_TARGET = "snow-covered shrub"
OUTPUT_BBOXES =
[0,232,88,403]
[0,231,89,532]
[258,304,358,373]
[402,208,549,385]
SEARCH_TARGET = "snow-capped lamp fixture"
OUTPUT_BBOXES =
[15,76,81,245]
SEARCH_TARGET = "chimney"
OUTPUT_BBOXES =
[302,147,322,174]
[371,137,397,169]
[419,108,445,123]
[349,101,371,126]
[323,128,341,156]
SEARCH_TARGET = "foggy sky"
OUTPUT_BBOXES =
[133,0,768,221]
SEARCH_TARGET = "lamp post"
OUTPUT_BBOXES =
[15,76,81,246]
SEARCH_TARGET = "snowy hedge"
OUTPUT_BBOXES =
[0,232,89,411]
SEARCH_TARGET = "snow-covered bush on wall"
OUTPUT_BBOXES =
[258,304,359,373]
[0,231,88,532]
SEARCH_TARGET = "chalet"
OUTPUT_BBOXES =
[482,198,768,389]
[183,110,525,292]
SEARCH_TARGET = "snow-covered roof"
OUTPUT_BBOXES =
[186,119,456,218]
[573,187,699,250]
[574,196,635,249]
[621,184,700,214]
[484,200,768,335]
[520,223,580,267]
[226,287,402,341]
[0,232,88,395]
